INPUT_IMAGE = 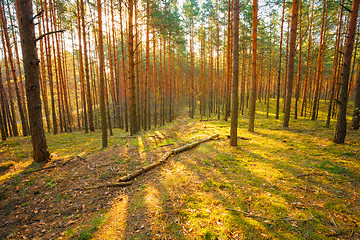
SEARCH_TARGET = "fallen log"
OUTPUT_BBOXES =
[118,151,172,182]
[172,134,219,155]
[118,134,219,182]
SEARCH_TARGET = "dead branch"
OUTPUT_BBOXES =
[118,134,219,182]
[32,10,44,20]
[36,30,65,42]
[340,3,352,12]
[157,143,175,148]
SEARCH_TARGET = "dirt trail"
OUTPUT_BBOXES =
[0,117,212,239]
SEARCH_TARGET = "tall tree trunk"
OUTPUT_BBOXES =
[153,28,157,128]
[333,0,360,143]
[326,0,344,128]
[248,0,258,132]
[1,32,18,137]
[43,0,57,134]
[18,0,50,162]
[283,0,299,127]
[128,0,138,135]
[224,0,232,121]
[276,0,286,119]
[76,0,88,133]
[0,2,28,136]
[230,0,240,146]
[0,65,6,140]
[97,0,107,147]
[119,1,128,132]
[300,0,314,117]
[311,0,327,120]
[294,0,302,119]
[38,1,51,132]
[81,0,94,132]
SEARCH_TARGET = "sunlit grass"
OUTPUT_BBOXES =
[1,98,359,239]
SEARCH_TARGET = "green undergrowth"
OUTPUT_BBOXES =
[1,98,359,239]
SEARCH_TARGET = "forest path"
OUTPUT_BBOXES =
[0,113,359,239]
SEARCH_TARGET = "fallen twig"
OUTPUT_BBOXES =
[157,143,175,148]
[226,135,250,140]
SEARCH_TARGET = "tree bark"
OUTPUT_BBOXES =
[18,0,50,163]
[248,0,258,132]
[230,0,240,146]
[97,0,107,147]
[128,0,138,135]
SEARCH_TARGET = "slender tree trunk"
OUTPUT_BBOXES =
[1,32,18,137]
[333,0,360,143]
[97,0,107,147]
[38,2,51,132]
[311,0,327,120]
[128,0,138,135]
[276,0,286,119]
[119,1,128,132]
[18,0,50,162]
[153,28,157,128]
[230,0,240,146]
[0,65,6,140]
[240,28,247,115]
[76,0,88,133]
[248,0,258,132]
[224,0,232,121]
[301,0,314,117]
[294,0,302,119]
[0,2,28,136]
[283,0,299,127]
[326,0,343,128]
[81,0,94,132]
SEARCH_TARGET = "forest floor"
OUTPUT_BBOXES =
[0,102,360,239]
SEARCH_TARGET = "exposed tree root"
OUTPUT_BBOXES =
[22,156,85,175]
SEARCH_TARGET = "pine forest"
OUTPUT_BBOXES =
[0,0,359,239]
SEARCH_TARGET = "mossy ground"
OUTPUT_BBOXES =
[0,99,359,239]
